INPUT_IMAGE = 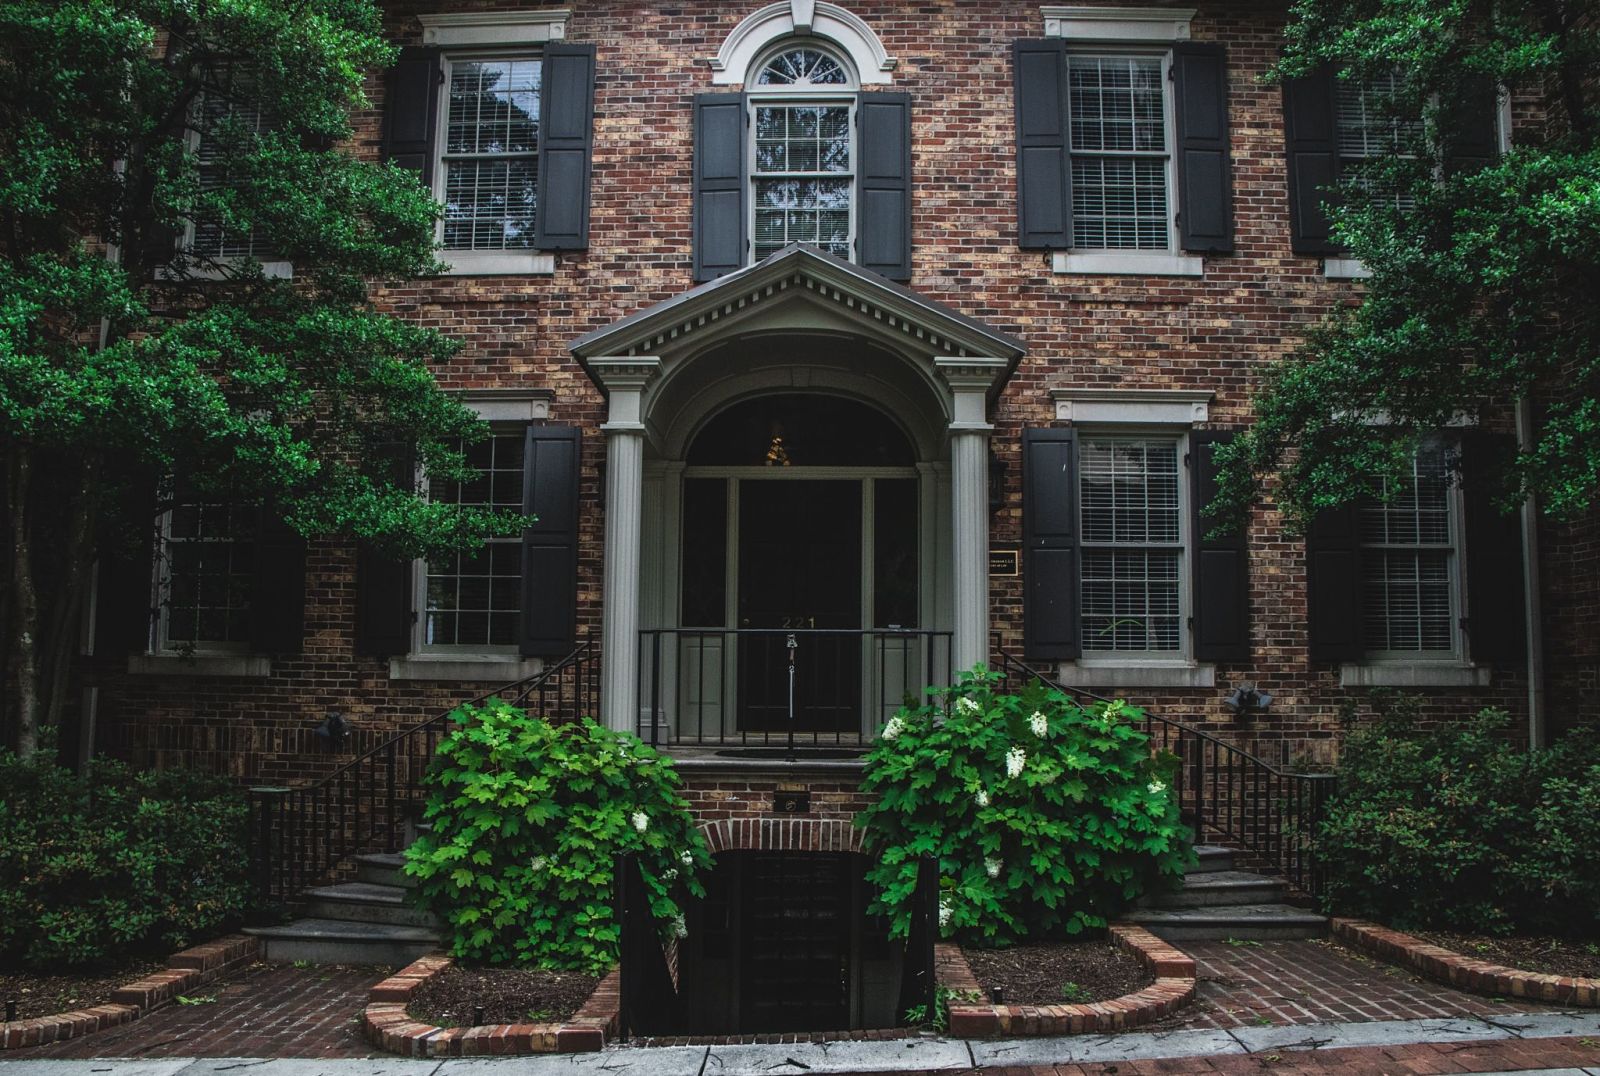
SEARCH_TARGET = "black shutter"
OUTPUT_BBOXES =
[1444,76,1501,176]
[693,93,747,282]
[1173,43,1234,254]
[856,92,913,281]
[382,47,443,185]
[1022,428,1080,660]
[250,507,307,654]
[354,448,415,657]
[93,488,159,656]
[1190,431,1249,661]
[1305,502,1364,662]
[1013,39,1070,250]
[1282,66,1341,256]
[520,426,581,657]
[1460,432,1526,662]
[535,43,596,251]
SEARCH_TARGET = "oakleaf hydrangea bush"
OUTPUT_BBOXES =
[405,702,711,971]
[856,669,1191,946]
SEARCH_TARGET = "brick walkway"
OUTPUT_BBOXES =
[14,963,391,1059]
[1162,939,1567,1030]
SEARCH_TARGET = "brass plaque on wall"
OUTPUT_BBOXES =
[989,548,1020,576]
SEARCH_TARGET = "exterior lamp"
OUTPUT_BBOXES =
[1223,683,1272,720]
[314,710,349,749]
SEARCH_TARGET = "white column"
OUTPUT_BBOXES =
[590,357,662,732]
[936,358,1010,674]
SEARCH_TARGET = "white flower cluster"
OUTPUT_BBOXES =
[984,856,1002,879]
[974,788,990,808]
[662,867,677,883]
[1147,780,1166,796]
[680,850,694,868]
[670,914,688,940]
[529,855,548,873]
[1005,746,1027,779]
[1029,710,1049,738]
[881,715,907,741]
[938,899,953,930]
[631,810,649,833]
[956,696,982,716]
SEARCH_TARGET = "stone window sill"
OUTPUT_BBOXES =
[1339,663,1490,688]
[1052,251,1205,277]
[389,655,543,682]
[1056,661,1216,689]
[128,653,272,678]
[438,251,556,277]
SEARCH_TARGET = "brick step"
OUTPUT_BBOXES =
[1121,903,1328,942]
[1187,845,1237,874]
[243,918,441,965]
[302,882,440,929]
[1141,869,1287,909]
[355,852,418,890]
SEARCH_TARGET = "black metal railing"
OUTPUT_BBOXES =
[636,628,953,750]
[997,650,1338,900]
[615,852,680,1040]
[248,641,600,904]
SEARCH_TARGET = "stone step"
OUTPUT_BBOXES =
[355,851,418,890]
[243,917,441,965]
[1188,845,1237,874]
[301,882,440,929]
[1122,903,1328,942]
[1142,869,1288,909]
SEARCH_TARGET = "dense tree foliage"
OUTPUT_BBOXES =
[0,1,519,754]
[1215,0,1600,526]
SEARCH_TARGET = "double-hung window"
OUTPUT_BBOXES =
[1066,54,1174,252]
[439,56,542,254]
[419,430,526,653]
[749,46,856,263]
[1359,443,1460,657]
[1078,436,1186,656]
[1335,69,1424,213]
[184,69,288,274]
[156,489,257,653]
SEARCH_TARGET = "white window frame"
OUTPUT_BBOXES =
[1043,6,1204,277]
[417,11,567,277]
[389,392,551,681]
[745,42,860,267]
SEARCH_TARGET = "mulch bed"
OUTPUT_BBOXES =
[1414,931,1600,980]
[406,965,602,1027]
[962,939,1152,1006]
[0,960,166,1020]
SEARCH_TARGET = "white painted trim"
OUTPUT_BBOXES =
[417,10,568,46]
[459,390,554,423]
[1040,6,1195,41]
[709,1,896,85]
[166,259,294,282]
[1057,662,1216,688]
[1323,257,1371,280]
[389,655,543,681]
[438,251,556,276]
[1339,663,1491,688]
[1053,251,1205,277]
[129,654,272,678]
[1052,388,1211,425]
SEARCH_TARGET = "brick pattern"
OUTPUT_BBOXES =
[0,935,259,1051]
[942,925,1197,1037]
[1161,939,1567,1031]
[362,952,620,1056]
[1334,917,1600,1008]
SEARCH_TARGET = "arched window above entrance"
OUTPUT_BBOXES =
[687,394,915,467]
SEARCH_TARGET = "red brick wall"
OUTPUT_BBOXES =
[86,0,1552,789]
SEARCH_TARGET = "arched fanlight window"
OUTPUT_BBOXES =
[754,46,853,88]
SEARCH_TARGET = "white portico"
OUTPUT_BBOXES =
[571,245,1022,736]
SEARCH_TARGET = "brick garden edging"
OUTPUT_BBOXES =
[363,952,620,1056]
[1333,918,1600,1007]
[0,934,260,1050]
[940,924,1196,1037]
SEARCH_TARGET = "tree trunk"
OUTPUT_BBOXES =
[43,470,96,751]
[7,446,40,757]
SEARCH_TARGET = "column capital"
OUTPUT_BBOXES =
[588,355,663,393]
[934,356,1009,393]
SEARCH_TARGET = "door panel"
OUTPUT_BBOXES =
[740,852,852,1032]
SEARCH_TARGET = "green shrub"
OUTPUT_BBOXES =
[855,669,1192,947]
[405,702,710,971]
[1316,701,1600,936]
[0,749,250,970]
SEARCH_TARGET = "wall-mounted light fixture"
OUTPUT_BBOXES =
[314,710,349,750]
[1223,683,1272,720]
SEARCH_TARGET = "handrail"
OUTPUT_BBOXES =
[614,852,680,1040]
[996,649,1336,900]
[248,640,600,904]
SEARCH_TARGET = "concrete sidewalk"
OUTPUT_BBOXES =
[1,1010,1597,1075]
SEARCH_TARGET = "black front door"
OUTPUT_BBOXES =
[740,852,852,1032]
[737,480,862,733]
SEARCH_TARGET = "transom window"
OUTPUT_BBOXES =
[1360,445,1458,654]
[1067,54,1172,250]
[423,431,525,650]
[756,47,849,87]
[441,56,541,251]
[1079,437,1184,653]
[159,492,256,651]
